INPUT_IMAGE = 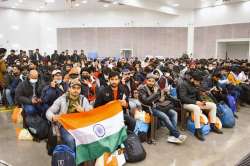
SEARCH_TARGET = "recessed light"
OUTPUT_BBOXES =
[0,34,3,39]
[172,3,179,7]
[112,1,119,5]
[103,4,109,7]
[40,6,44,9]
[18,0,23,3]
[36,8,40,11]
[45,0,55,3]
[14,3,19,6]
[75,3,80,7]
[81,0,87,4]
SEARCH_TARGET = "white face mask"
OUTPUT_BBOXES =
[56,80,62,84]
[165,73,170,77]
[30,79,38,84]
[104,75,109,80]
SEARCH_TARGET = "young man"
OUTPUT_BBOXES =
[0,48,7,90]
[179,71,223,141]
[94,71,136,131]
[46,79,92,151]
[139,73,187,144]
[41,69,68,107]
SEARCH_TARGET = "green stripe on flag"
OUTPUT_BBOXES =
[75,127,127,165]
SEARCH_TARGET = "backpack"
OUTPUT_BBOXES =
[25,114,49,140]
[217,102,235,128]
[133,120,149,142]
[226,95,237,113]
[187,119,210,136]
[47,123,61,156]
[124,131,146,163]
[52,145,76,166]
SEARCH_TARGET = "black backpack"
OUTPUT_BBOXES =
[25,114,49,140]
[47,123,61,155]
[124,131,146,163]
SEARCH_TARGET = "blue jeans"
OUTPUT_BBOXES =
[152,108,180,138]
[5,89,14,106]
[23,104,49,117]
[60,126,76,152]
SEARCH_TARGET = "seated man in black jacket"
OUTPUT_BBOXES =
[15,70,47,119]
[94,71,136,131]
[138,73,187,144]
[178,71,223,141]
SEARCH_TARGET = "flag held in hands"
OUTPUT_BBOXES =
[59,101,127,165]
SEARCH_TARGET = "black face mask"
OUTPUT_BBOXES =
[82,75,90,80]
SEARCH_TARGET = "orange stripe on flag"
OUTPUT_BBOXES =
[58,101,122,130]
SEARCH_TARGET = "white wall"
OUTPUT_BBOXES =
[194,1,250,27]
[39,8,193,54]
[0,8,40,52]
[226,43,249,60]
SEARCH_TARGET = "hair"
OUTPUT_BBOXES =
[0,48,7,55]
[108,71,120,79]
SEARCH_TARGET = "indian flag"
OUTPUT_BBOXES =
[59,101,127,165]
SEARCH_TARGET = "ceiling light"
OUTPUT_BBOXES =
[11,25,19,30]
[215,0,223,6]
[103,4,109,7]
[113,1,119,5]
[36,8,40,11]
[39,6,44,9]
[14,3,19,6]
[81,0,87,4]
[171,3,179,7]
[11,6,16,9]
[75,3,80,7]
[45,0,55,3]
[0,34,3,39]
[18,0,23,3]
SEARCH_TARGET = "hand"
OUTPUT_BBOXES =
[32,97,38,104]
[50,81,57,88]
[119,100,127,107]
[52,115,60,122]
[196,101,206,108]
[73,103,84,112]
[153,86,159,94]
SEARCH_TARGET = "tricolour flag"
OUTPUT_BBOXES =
[59,101,127,165]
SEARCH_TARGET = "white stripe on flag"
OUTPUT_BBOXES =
[68,111,125,145]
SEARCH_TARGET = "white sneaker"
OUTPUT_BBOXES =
[178,134,187,142]
[167,136,183,144]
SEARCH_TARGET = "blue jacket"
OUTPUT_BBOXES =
[41,82,68,106]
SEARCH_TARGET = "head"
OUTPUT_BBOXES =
[81,67,90,80]
[13,66,21,76]
[74,50,77,54]
[29,61,37,70]
[10,50,15,55]
[108,71,120,88]
[146,73,157,88]
[0,48,7,59]
[132,89,139,99]
[68,79,82,99]
[52,70,62,84]
[122,69,130,81]
[29,70,39,84]
[35,49,39,53]
[190,72,202,86]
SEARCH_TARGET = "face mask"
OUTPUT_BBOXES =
[104,74,109,80]
[56,80,62,84]
[165,73,170,77]
[30,79,38,84]
[208,67,214,71]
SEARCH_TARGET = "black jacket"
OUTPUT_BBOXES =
[15,79,46,105]
[178,79,201,104]
[94,84,129,108]
[138,85,161,107]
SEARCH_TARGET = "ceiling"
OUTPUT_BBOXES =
[0,0,249,15]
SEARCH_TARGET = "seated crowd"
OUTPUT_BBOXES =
[0,48,250,164]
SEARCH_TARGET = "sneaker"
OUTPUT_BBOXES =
[178,134,187,142]
[194,129,205,141]
[167,136,183,144]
